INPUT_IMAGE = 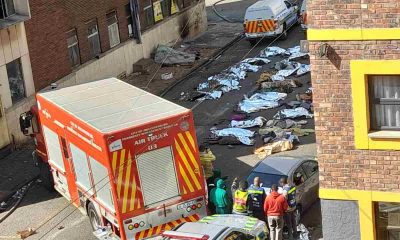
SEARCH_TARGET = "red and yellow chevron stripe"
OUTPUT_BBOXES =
[245,19,277,33]
[174,131,203,194]
[112,150,142,213]
[134,214,200,239]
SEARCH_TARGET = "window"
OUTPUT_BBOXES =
[6,59,25,104]
[160,0,171,18]
[89,156,114,211]
[369,75,400,131]
[66,29,80,67]
[375,202,400,240]
[0,0,15,19]
[70,143,93,194]
[224,231,254,240]
[87,20,101,58]
[125,4,133,37]
[107,11,120,48]
[302,161,319,178]
[140,0,154,29]
[293,166,307,186]
[43,126,65,172]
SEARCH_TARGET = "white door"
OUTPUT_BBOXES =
[0,97,10,149]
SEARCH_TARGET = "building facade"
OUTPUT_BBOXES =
[308,0,400,240]
[1,0,206,148]
[0,0,34,154]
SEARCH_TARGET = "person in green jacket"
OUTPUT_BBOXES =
[211,179,231,214]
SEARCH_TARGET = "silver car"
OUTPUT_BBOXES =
[246,156,319,218]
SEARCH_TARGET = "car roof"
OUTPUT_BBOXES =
[174,222,227,239]
[252,156,313,175]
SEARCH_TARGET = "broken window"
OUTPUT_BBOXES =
[0,0,15,19]
[375,202,400,240]
[87,20,101,58]
[66,29,80,67]
[107,11,120,48]
[369,75,400,131]
[6,58,25,104]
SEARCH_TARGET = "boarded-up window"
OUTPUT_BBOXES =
[7,59,25,104]
[87,20,101,58]
[369,75,400,130]
[107,11,121,48]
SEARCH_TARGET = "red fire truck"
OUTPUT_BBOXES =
[19,78,207,239]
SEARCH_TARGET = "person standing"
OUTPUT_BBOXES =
[280,177,297,239]
[199,145,216,185]
[264,184,288,240]
[212,179,231,214]
[231,178,249,215]
[247,177,266,221]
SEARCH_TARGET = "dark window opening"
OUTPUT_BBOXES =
[0,0,15,19]
[6,58,25,104]
[369,75,400,131]
[87,20,101,58]
[66,29,80,67]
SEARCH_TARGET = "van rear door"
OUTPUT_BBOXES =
[244,6,277,33]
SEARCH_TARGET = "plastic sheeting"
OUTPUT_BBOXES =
[297,64,311,76]
[154,45,196,65]
[238,92,287,113]
[285,46,309,60]
[272,59,301,81]
[231,116,266,128]
[212,128,255,145]
[241,58,271,65]
[297,224,310,240]
[274,107,313,119]
[260,46,286,57]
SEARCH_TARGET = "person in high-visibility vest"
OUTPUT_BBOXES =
[199,145,216,184]
[231,178,249,215]
[247,176,266,221]
[279,177,297,239]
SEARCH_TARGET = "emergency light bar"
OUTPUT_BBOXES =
[162,231,209,240]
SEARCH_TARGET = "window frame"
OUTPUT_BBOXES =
[0,0,16,19]
[368,75,400,131]
[106,11,121,48]
[350,60,400,150]
[6,58,26,104]
[86,20,101,58]
[301,160,319,179]
[66,29,81,67]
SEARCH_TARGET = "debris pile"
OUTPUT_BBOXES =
[154,45,197,65]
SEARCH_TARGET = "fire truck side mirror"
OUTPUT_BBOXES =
[19,111,33,136]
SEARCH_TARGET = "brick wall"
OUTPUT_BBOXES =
[310,40,400,191]
[25,0,130,91]
[308,0,400,29]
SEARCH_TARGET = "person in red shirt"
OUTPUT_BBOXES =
[264,184,288,240]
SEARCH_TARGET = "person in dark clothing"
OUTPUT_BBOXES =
[247,176,266,221]
[280,177,297,239]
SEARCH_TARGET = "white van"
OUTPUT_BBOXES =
[244,0,299,44]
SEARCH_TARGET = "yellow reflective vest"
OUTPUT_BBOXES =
[233,190,248,213]
[199,149,216,179]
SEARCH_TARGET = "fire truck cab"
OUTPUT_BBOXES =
[19,78,207,239]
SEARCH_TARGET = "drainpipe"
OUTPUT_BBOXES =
[130,0,142,44]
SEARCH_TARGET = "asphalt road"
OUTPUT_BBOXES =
[0,0,319,239]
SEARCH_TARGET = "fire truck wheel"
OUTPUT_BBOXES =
[38,159,54,191]
[88,202,101,231]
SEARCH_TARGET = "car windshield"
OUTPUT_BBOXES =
[247,172,287,188]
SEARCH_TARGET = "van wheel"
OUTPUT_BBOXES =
[280,24,288,40]
[36,156,54,191]
[88,202,101,231]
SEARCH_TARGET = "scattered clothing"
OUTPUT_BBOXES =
[260,79,302,90]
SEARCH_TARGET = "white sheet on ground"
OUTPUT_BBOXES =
[212,128,255,145]
[241,58,271,65]
[274,107,313,119]
[260,46,286,57]
[231,116,266,128]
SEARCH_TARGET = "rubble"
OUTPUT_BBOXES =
[154,45,196,65]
